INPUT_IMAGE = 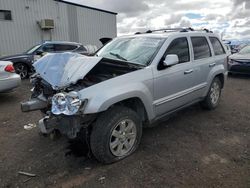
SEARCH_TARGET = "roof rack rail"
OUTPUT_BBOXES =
[134,27,213,35]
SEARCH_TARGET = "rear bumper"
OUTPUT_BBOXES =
[0,74,21,92]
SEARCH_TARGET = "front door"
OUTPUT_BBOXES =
[153,37,200,117]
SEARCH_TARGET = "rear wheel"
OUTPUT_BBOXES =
[201,77,222,110]
[14,63,28,79]
[90,106,142,164]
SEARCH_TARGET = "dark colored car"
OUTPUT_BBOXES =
[0,41,87,79]
[228,45,250,75]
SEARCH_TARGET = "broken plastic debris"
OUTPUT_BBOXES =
[24,123,36,130]
[18,171,36,177]
[98,176,106,181]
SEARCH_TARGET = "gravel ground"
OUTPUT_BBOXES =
[0,75,250,188]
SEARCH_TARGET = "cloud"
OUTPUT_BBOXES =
[67,0,250,39]
[165,14,184,26]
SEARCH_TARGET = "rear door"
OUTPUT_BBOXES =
[190,36,214,95]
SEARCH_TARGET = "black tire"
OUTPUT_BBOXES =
[201,77,222,110]
[90,106,142,164]
[14,63,28,79]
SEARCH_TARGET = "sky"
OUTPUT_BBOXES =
[66,0,250,40]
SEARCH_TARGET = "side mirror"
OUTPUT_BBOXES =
[163,54,179,67]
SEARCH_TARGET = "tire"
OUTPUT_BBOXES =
[14,63,28,79]
[201,77,222,110]
[90,106,142,164]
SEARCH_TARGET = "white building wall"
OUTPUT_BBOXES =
[76,7,117,47]
[0,0,117,56]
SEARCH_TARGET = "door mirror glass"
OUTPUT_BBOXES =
[163,54,179,67]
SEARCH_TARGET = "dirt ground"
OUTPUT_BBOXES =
[0,75,250,188]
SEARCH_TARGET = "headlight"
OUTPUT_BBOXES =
[51,92,83,115]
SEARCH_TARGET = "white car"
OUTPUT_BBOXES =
[0,61,21,92]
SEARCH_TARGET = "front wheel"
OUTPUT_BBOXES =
[90,106,142,164]
[14,63,28,79]
[201,77,222,110]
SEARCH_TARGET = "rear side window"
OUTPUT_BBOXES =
[191,37,211,60]
[55,44,77,51]
[165,37,190,63]
[209,37,226,55]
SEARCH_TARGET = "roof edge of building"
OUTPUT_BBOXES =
[54,0,118,15]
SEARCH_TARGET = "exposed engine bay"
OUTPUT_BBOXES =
[30,56,141,100]
[66,58,141,92]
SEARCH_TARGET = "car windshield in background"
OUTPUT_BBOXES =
[25,44,41,54]
[97,37,165,66]
[239,46,250,55]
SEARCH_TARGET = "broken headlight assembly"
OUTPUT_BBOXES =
[51,91,83,115]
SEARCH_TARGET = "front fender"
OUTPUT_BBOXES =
[83,82,155,120]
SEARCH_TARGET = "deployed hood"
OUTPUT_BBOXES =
[230,53,250,61]
[33,52,102,90]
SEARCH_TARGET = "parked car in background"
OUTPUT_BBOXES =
[21,28,227,164]
[0,61,20,92]
[228,45,250,75]
[0,41,87,79]
[231,44,247,54]
[224,44,232,55]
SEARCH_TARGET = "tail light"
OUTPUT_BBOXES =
[4,64,15,73]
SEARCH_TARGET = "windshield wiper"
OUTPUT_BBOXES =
[109,52,127,61]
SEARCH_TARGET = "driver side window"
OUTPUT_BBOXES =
[42,44,55,52]
[165,37,190,63]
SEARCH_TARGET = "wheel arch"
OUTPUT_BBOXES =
[215,73,225,88]
[13,61,32,71]
[111,97,149,123]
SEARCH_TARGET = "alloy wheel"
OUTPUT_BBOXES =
[210,81,220,105]
[15,64,28,79]
[109,119,137,157]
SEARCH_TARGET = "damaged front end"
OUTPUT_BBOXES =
[21,52,140,138]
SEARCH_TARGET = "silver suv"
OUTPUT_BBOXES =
[22,28,228,164]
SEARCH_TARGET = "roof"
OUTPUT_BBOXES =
[119,28,218,39]
[54,0,117,15]
[43,41,82,45]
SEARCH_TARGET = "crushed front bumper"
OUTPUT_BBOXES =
[38,114,95,139]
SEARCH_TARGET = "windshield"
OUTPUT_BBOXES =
[96,37,165,66]
[239,45,250,55]
[25,44,42,54]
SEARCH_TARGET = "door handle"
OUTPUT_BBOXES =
[184,69,193,74]
[209,63,216,67]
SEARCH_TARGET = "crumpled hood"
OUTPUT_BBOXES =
[230,53,250,62]
[33,52,102,90]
